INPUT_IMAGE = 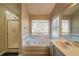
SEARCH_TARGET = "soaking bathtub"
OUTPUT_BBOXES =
[22,35,50,47]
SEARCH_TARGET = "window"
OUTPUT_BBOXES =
[61,20,69,35]
[32,20,49,35]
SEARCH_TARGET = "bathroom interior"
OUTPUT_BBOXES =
[0,3,79,56]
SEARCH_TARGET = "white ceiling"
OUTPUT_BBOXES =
[26,3,56,15]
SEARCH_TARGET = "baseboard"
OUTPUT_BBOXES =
[6,49,19,52]
[18,54,23,56]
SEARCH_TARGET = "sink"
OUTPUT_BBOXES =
[64,41,72,46]
[56,40,72,49]
[71,41,79,48]
[61,41,72,49]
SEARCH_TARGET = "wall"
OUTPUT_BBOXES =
[0,4,6,52]
[0,4,21,54]
[1,4,21,53]
[21,4,30,44]
[71,10,79,34]
[62,15,71,20]
[31,15,50,20]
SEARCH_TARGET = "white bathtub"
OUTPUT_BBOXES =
[22,35,50,47]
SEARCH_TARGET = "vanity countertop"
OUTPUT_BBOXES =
[50,39,79,56]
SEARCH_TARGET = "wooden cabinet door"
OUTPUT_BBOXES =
[8,21,19,48]
[54,46,65,56]
[50,42,54,56]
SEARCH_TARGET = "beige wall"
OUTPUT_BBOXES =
[31,15,50,20]
[71,10,79,34]
[20,4,30,55]
[4,4,21,53]
[62,15,71,20]
[0,4,6,52]
[0,4,21,53]
[21,4,30,41]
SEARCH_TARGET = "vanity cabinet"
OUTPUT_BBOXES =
[50,42,54,56]
[50,41,65,56]
[53,45,65,56]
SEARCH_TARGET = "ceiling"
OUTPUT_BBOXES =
[6,10,19,20]
[62,4,79,15]
[1,4,20,20]
[2,3,20,15]
[26,3,56,15]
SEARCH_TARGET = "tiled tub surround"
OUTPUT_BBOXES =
[22,35,49,47]
[62,34,79,42]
